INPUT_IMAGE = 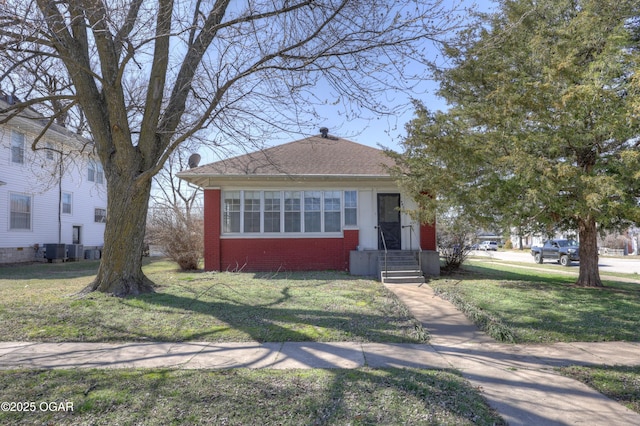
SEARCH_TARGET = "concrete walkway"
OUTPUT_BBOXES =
[0,283,639,425]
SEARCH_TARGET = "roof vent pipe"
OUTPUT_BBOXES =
[319,127,329,138]
[188,153,201,169]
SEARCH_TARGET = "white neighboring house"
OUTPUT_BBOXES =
[0,95,107,263]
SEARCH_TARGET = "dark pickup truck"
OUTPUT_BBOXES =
[531,239,580,266]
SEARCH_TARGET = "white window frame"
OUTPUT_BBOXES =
[88,160,104,184]
[11,130,25,164]
[94,207,107,223]
[9,193,32,230]
[344,190,358,227]
[221,190,357,236]
[45,142,55,160]
[62,192,72,215]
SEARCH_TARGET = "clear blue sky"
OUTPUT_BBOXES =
[282,0,497,153]
[196,0,497,163]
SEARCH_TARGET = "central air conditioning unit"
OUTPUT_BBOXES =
[66,244,84,261]
[45,244,66,261]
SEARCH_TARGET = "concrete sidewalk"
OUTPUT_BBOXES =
[388,283,640,426]
[0,283,638,425]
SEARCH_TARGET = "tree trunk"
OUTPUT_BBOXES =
[83,175,155,297]
[576,215,602,287]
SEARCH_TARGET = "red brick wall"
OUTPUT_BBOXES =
[420,221,437,251]
[203,187,360,272]
[220,231,359,272]
[203,189,221,271]
[343,229,359,269]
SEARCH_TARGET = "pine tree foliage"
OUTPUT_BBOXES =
[391,0,640,286]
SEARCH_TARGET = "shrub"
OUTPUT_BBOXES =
[147,207,203,270]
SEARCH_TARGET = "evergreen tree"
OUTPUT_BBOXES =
[392,0,640,286]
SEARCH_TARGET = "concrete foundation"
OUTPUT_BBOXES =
[0,246,43,264]
[349,250,440,278]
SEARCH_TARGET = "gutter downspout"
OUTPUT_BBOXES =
[58,151,62,244]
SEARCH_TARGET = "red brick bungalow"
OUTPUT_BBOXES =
[178,132,439,277]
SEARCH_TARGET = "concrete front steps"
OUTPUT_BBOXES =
[379,251,425,285]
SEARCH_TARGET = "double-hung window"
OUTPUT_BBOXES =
[45,142,55,160]
[243,191,261,233]
[94,208,107,223]
[284,191,301,232]
[10,193,31,230]
[11,131,25,164]
[223,191,241,233]
[324,191,341,232]
[264,191,281,232]
[62,192,72,214]
[284,191,302,232]
[304,191,321,232]
[344,190,357,226]
[88,160,104,184]
[222,190,357,234]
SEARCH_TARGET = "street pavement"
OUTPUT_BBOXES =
[471,249,640,275]
[0,282,638,425]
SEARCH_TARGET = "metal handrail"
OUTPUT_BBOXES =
[410,225,423,275]
[376,226,388,280]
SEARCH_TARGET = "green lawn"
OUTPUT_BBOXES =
[430,260,640,343]
[432,259,640,416]
[0,368,505,425]
[559,365,640,414]
[1,257,639,422]
[0,260,425,343]
[0,259,507,425]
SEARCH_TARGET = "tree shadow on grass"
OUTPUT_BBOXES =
[0,368,506,425]
[0,260,101,281]
[133,289,426,344]
[433,265,640,343]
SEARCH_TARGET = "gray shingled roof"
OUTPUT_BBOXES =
[184,135,395,178]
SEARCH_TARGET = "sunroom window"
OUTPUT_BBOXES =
[264,191,281,232]
[284,191,301,232]
[243,191,261,233]
[324,191,341,232]
[304,191,321,233]
[221,190,356,235]
[223,191,241,233]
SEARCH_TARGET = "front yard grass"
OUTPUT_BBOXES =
[0,368,506,425]
[559,365,640,414]
[429,260,640,343]
[0,260,426,343]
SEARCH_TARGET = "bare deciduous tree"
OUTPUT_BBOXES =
[147,148,203,270]
[0,0,464,296]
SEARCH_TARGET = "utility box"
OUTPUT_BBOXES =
[45,244,66,262]
[84,249,101,260]
[66,244,84,261]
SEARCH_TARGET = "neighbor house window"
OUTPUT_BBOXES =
[88,160,104,184]
[284,191,301,233]
[344,190,357,226]
[11,131,25,164]
[304,191,321,232]
[94,208,107,223]
[264,191,281,233]
[243,191,261,233]
[324,191,341,232]
[10,193,31,230]
[223,191,241,233]
[62,192,72,214]
[45,142,54,160]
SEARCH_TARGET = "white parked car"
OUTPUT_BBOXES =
[479,241,498,251]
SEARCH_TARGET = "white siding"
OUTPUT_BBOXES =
[0,122,106,253]
[356,187,421,251]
